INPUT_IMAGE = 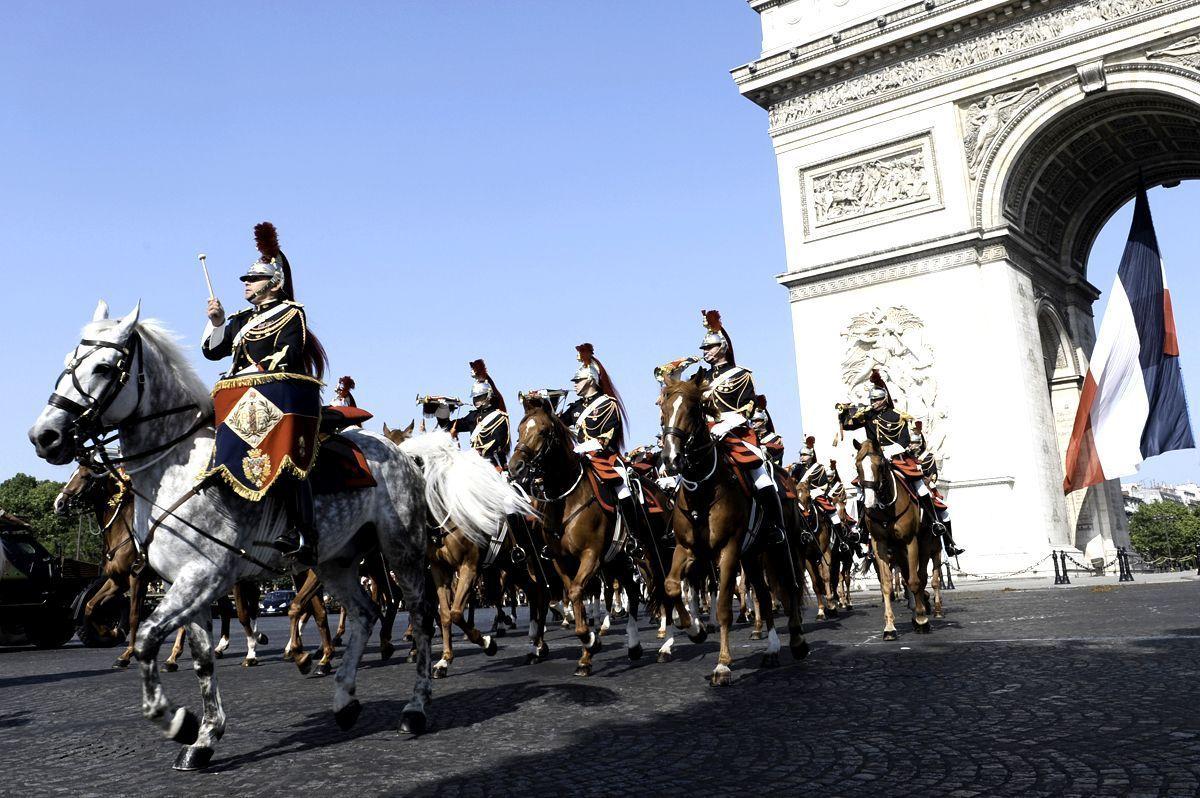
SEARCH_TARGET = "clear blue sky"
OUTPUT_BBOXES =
[1,4,1195,486]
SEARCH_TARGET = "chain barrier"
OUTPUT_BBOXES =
[949,553,1052,581]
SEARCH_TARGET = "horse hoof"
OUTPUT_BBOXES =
[710,669,732,687]
[380,642,396,662]
[761,653,779,668]
[406,649,418,664]
[657,651,672,664]
[598,626,608,637]
[432,664,448,679]
[315,661,333,677]
[282,649,296,662]
[687,627,708,645]
[882,629,898,641]
[816,612,826,622]
[655,629,667,639]
[628,643,643,661]
[586,635,603,655]
[748,630,763,641]
[524,653,537,666]
[112,658,130,669]
[484,636,498,657]
[574,664,592,677]
[400,710,427,736]
[912,620,932,634]
[332,635,343,647]
[168,708,200,745]
[162,661,179,673]
[825,607,839,619]
[934,610,946,619]
[242,658,257,668]
[791,639,811,661]
[256,632,269,645]
[705,622,716,634]
[735,613,747,624]
[334,699,362,731]
[172,745,214,772]
[560,619,571,628]
[493,626,507,638]
[536,643,550,663]
[213,648,223,660]
[296,655,313,675]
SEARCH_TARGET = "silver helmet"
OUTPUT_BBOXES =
[868,385,888,403]
[572,361,600,385]
[470,378,493,403]
[240,257,284,290]
[800,435,816,460]
[700,309,730,358]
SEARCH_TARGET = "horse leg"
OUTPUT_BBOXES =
[173,618,226,771]
[658,544,688,662]
[308,594,336,676]
[213,599,232,659]
[774,547,810,663]
[821,535,839,619]
[570,549,602,677]
[711,541,740,685]
[390,560,435,735]
[615,562,643,661]
[288,574,323,675]
[334,606,347,646]
[316,563,377,732]
[873,536,898,640]
[908,533,932,633]
[231,583,258,667]
[116,572,147,668]
[367,554,397,660]
[163,627,186,672]
[430,562,454,672]
[930,547,945,619]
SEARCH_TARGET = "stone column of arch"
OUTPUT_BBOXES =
[733,0,1200,575]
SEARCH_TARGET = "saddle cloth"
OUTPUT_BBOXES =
[582,453,666,515]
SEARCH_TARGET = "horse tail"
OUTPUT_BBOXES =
[398,431,538,549]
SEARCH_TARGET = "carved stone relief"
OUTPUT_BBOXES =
[960,85,1041,180]
[800,134,941,239]
[1146,34,1200,68]
[767,0,1168,133]
[841,305,947,457]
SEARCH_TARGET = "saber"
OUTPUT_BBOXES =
[197,253,214,299]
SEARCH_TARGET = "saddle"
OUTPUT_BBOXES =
[718,428,764,467]
[814,495,837,513]
[309,406,378,495]
[581,453,667,516]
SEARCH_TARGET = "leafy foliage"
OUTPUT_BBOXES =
[1128,500,1200,562]
[0,473,101,561]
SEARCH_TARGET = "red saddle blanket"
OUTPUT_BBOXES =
[719,428,763,467]
[581,453,666,516]
[815,495,837,513]
[309,405,378,494]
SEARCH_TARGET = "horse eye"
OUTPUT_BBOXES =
[93,364,112,377]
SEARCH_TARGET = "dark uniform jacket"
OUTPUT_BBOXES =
[203,300,309,376]
[791,460,830,493]
[698,362,756,419]
[560,393,623,453]
[840,405,911,451]
[452,405,511,469]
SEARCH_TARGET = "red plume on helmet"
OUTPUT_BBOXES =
[469,358,505,412]
[575,343,628,450]
[702,309,735,365]
[868,368,893,409]
[253,221,327,380]
[335,375,357,407]
[914,420,923,432]
[805,435,816,448]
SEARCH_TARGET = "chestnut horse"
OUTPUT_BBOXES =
[657,377,808,685]
[508,398,652,676]
[846,431,935,638]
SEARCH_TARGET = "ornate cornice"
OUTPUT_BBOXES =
[759,0,1191,136]
[783,241,988,301]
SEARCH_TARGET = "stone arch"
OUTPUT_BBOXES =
[978,63,1200,275]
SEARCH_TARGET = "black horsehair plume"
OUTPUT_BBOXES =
[254,222,280,263]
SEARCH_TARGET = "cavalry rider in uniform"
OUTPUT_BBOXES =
[559,343,638,524]
[696,310,786,547]
[839,370,956,550]
[907,420,965,556]
[332,375,357,407]
[201,222,328,565]
[449,359,511,471]
[750,395,785,467]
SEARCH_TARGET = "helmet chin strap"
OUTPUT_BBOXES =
[247,279,280,305]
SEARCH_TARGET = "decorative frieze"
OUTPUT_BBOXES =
[785,244,980,300]
[1146,34,1200,67]
[800,134,941,239]
[960,84,1041,181]
[767,0,1171,134]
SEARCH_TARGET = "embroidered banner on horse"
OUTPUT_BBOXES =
[199,373,322,500]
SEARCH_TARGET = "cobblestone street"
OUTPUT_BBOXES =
[1,578,1197,797]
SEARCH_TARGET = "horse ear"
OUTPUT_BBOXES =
[113,301,141,341]
[404,420,415,434]
[92,300,110,322]
[382,422,391,434]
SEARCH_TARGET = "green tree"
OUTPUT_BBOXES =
[0,473,101,561]
[1128,500,1200,562]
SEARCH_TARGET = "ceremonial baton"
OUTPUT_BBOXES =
[197,253,215,299]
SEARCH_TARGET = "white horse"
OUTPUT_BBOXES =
[27,302,501,771]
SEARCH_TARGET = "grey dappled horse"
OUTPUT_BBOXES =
[29,302,447,771]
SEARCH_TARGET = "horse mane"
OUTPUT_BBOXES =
[661,378,704,422]
[84,317,213,414]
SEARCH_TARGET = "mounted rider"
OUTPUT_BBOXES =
[449,359,511,471]
[750,395,785,467]
[199,222,328,565]
[907,419,965,557]
[559,344,639,524]
[838,370,960,552]
[696,310,786,548]
[332,375,357,408]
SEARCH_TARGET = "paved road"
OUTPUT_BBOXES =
[1,579,1197,797]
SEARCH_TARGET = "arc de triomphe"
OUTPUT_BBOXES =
[734,0,1200,574]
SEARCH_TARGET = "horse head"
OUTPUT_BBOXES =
[657,373,705,477]
[382,421,415,445]
[30,300,142,465]
[54,463,118,517]
[509,397,565,486]
[854,437,888,511]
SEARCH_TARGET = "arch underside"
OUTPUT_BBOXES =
[1002,90,1200,273]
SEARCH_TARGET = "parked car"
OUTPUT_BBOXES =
[1,510,99,648]
[259,589,296,616]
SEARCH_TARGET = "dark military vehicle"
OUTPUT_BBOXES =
[0,509,98,648]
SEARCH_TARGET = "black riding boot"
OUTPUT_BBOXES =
[940,519,965,557]
[753,486,787,549]
[273,477,318,566]
[617,496,644,559]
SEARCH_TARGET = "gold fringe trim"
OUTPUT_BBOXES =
[212,372,324,395]
[194,435,323,502]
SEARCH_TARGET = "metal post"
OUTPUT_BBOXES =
[1118,547,1135,582]
[1060,551,1070,585]
[942,561,956,590]
[1195,543,1199,576]
[1052,550,1064,585]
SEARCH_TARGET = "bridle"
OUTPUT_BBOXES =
[661,397,717,493]
[857,440,897,517]
[47,331,211,474]
[512,414,584,503]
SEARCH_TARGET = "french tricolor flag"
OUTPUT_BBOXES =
[1063,186,1194,494]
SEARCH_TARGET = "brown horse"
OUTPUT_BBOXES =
[790,481,840,622]
[508,398,653,676]
[657,377,808,684]
[846,431,935,639]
